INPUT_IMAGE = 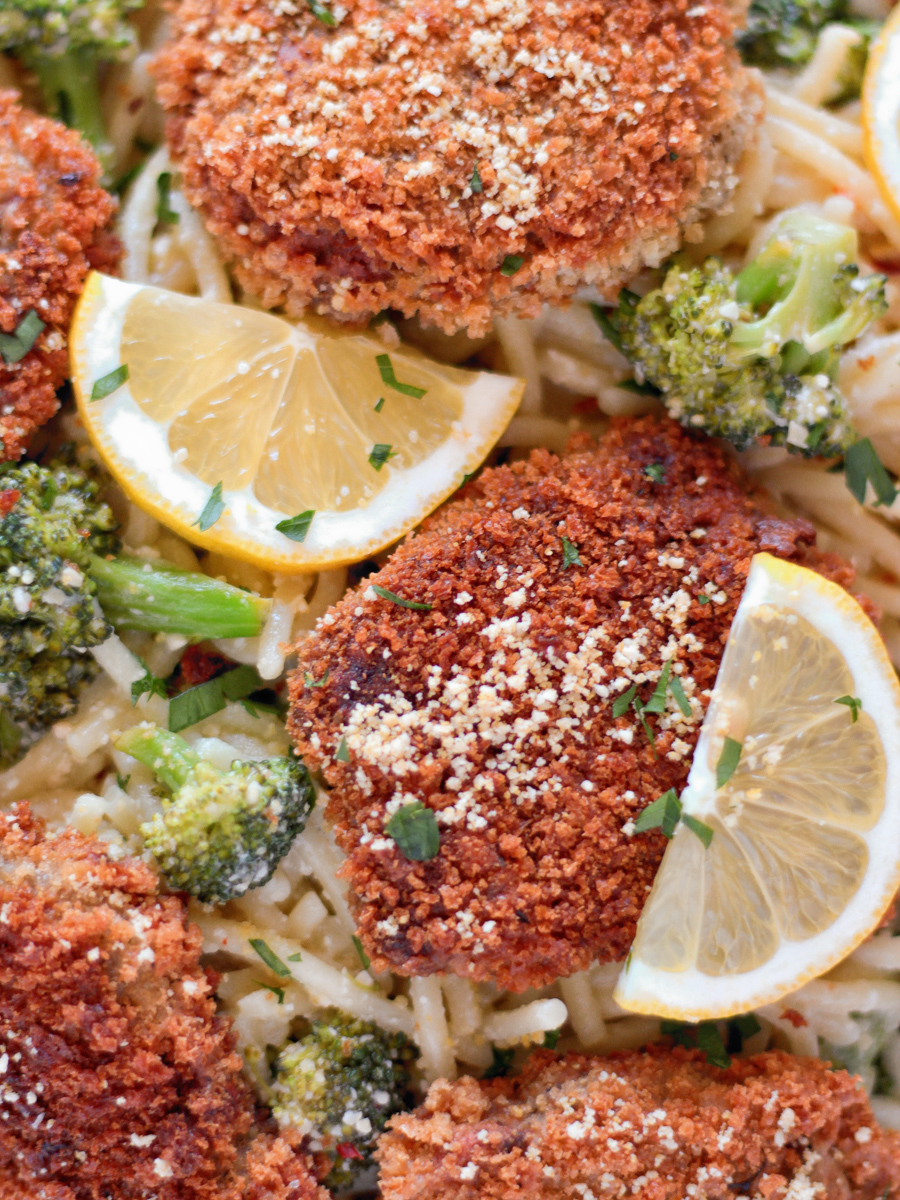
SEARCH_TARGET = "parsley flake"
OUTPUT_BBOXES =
[374,396,386,413]
[716,736,742,788]
[845,438,898,507]
[249,938,292,978]
[335,736,350,763]
[256,981,285,1004]
[385,801,440,861]
[470,163,483,193]
[731,1013,761,1040]
[368,443,397,472]
[483,1045,515,1078]
[91,364,129,401]
[116,773,131,791]
[276,509,315,542]
[642,661,672,715]
[194,482,225,532]
[561,536,582,569]
[589,303,623,353]
[131,658,167,706]
[543,1028,561,1050]
[371,583,432,611]
[376,353,427,398]
[669,674,692,717]
[696,1022,731,1068]
[835,694,862,723]
[697,594,711,604]
[168,664,263,733]
[643,462,665,484]
[612,683,637,718]
[304,669,329,688]
[352,936,371,970]
[0,310,45,365]
[307,0,338,23]
[634,788,682,839]
[287,952,302,961]
[500,254,524,277]
[682,813,714,848]
[155,172,179,226]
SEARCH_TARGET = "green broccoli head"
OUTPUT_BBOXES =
[0,457,118,762]
[736,0,847,68]
[272,1010,414,1189]
[609,209,885,457]
[117,724,315,903]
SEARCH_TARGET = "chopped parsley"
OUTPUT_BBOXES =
[194,482,225,532]
[374,396,386,413]
[669,674,692,717]
[249,938,292,978]
[276,509,315,542]
[376,353,427,398]
[306,0,338,23]
[335,736,350,763]
[716,736,743,788]
[561,536,582,569]
[612,682,637,718]
[116,773,131,791]
[589,302,623,353]
[368,443,397,472]
[0,311,45,365]
[642,660,672,715]
[500,254,525,277]
[643,462,665,484]
[682,813,714,848]
[845,437,898,508]
[303,669,329,688]
[542,1028,561,1050]
[168,664,263,733]
[256,981,285,1004]
[633,788,713,847]
[131,659,167,705]
[371,583,432,611]
[91,364,130,401]
[385,800,440,861]
[470,163,483,193]
[483,1045,515,1078]
[155,172,179,226]
[352,936,371,970]
[697,594,711,604]
[661,1019,730,1068]
[835,694,863,723]
[632,697,657,756]
[287,952,302,962]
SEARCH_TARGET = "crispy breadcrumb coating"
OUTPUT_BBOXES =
[288,418,864,993]
[0,92,119,461]
[376,1046,900,1199]
[154,0,761,335]
[0,804,327,1200]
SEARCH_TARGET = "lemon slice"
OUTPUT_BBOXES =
[70,273,523,572]
[614,553,900,1021]
[863,3,900,228]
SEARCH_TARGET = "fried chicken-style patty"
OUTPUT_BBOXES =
[0,804,327,1200]
[288,417,862,993]
[154,0,761,335]
[376,1046,900,1199]
[0,92,119,461]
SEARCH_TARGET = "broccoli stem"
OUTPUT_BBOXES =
[29,48,112,166]
[89,554,270,639]
[116,725,199,792]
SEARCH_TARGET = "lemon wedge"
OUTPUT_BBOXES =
[70,273,523,572]
[615,553,900,1021]
[863,3,900,228]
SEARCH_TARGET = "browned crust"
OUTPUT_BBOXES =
[0,804,326,1200]
[376,1046,900,1199]
[0,92,120,460]
[154,0,760,334]
[288,417,862,992]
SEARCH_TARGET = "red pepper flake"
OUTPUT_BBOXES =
[0,489,20,516]
[780,1008,808,1028]
[178,645,232,688]
[336,1143,364,1161]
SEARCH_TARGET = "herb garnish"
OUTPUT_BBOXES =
[716,736,742,787]
[500,254,524,277]
[633,788,713,847]
[483,1045,515,1078]
[131,658,167,705]
[155,172,179,226]
[643,463,665,484]
[0,311,45,365]
[697,594,711,604]
[249,938,292,978]
[352,936,371,970]
[642,660,672,715]
[371,583,433,611]
[682,813,714,848]
[385,800,440,861]
[543,1029,561,1050]
[304,669,330,688]
[256,981,285,1004]
[470,164,483,193]
[845,437,898,507]
[307,0,338,24]
[589,302,623,353]
[276,509,315,542]
[168,664,263,733]
[288,952,302,962]
[116,773,131,791]
[376,353,427,398]
[195,482,225,531]
[669,674,692,717]
[368,443,397,472]
[561,536,582,569]
[91,364,130,401]
[374,396,386,413]
[835,694,862,723]
[661,1019,730,1067]
[335,736,350,763]
[612,683,637,718]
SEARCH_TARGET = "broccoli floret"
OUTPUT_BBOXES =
[271,1010,414,1189]
[605,209,886,456]
[736,0,847,68]
[0,457,269,765]
[0,0,144,163]
[116,723,315,903]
